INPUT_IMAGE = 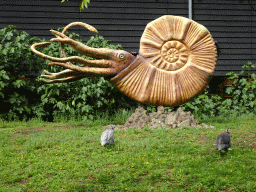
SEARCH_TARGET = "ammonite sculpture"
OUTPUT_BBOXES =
[31,15,217,107]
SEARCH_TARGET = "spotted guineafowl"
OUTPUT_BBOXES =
[216,129,231,156]
[101,125,115,146]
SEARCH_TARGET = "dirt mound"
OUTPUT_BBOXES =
[104,106,215,130]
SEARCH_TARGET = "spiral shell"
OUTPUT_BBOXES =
[110,15,217,107]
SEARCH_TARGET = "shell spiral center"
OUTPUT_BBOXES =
[161,40,188,71]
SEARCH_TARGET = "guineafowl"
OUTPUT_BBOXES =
[101,125,115,146]
[216,129,231,156]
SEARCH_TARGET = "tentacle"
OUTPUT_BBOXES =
[51,22,98,39]
[50,29,72,65]
[42,69,85,79]
[41,67,101,83]
[48,22,99,69]
[47,62,116,76]
[58,35,72,65]
[51,22,98,65]
[48,59,113,68]
[31,43,83,63]
[50,30,109,59]
[62,22,98,34]
[51,30,69,39]
[31,42,112,67]
[31,42,51,58]
[32,22,120,83]
[40,75,86,84]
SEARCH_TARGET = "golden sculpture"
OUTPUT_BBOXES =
[31,15,217,107]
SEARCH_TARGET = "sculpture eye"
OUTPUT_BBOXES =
[119,54,125,59]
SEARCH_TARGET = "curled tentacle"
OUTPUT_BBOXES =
[31,27,135,82]
[47,62,116,76]
[31,43,112,67]
[52,22,98,61]
[62,22,98,34]
[40,68,97,83]
[40,76,86,84]
[50,30,111,59]
[34,22,99,82]
[42,69,85,79]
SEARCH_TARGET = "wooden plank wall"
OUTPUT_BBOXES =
[0,0,255,77]
[0,0,188,53]
[78,0,188,53]
[193,0,256,76]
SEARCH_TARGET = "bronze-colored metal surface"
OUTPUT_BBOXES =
[31,15,217,107]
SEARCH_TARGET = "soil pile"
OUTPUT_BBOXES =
[103,106,215,130]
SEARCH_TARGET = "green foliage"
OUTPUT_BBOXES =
[0,25,138,122]
[1,115,256,191]
[180,85,224,119]
[0,25,45,121]
[61,0,91,11]
[223,62,256,115]
[1,25,256,122]
[179,61,256,119]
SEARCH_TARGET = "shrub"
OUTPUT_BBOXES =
[1,25,255,122]
[0,25,138,122]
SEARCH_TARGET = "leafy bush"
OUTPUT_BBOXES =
[179,61,256,119]
[0,25,138,122]
[221,62,256,115]
[1,25,255,122]
[0,25,44,121]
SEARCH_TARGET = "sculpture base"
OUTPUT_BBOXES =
[103,106,215,130]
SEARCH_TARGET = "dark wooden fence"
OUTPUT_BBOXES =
[0,0,255,95]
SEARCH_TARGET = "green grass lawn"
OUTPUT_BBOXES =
[0,109,256,191]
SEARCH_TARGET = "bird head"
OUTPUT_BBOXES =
[112,125,116,130]
[226,129,230,134]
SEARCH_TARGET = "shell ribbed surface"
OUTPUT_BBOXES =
[110,15,217,107]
